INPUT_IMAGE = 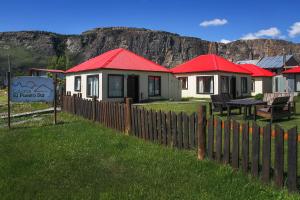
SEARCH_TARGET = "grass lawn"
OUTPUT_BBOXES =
[139,98,300,130]
[0,113,299,199]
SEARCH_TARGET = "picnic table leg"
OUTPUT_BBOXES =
[227,105,231,119]
[248,105,252,116]
[243,106,247,120]
[209,102,212,116]
[254,105,257,121]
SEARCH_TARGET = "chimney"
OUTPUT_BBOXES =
[249,50,254,60]
[283,48,287,70]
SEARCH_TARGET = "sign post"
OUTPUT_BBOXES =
[7,71,11,129]
[7,55,11,129]
[53,74,57,125]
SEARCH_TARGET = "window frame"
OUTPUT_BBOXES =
[74,76,81,92]
[241,77,248,94]
[220,76,229,94]
[148,76,161,97]
[107,74,124,98]
[251,79,255,92]
[196,76,214,94]
[295,74,300,92]
[178,77,188,90]
[86,75,99,98]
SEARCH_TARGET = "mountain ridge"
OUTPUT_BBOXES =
[0,27,300,79]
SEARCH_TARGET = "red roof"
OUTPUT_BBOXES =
[283,66,300,74]
[66,48,170,73]
[238,64,274,77]
[30,68,65,73]
[170,54,251,74]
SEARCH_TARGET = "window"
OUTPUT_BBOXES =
[196,76,214,94]
[251,79,255,92]
[220,76,229,93]
[178,77,188,90]
[296,75,300,92]
[86,75,99,97]
[148,76,161,96]
[74,76,81,91]
[108,74,124,98]
[241,77,248,93]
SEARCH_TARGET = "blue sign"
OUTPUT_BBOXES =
[11,76,54,102]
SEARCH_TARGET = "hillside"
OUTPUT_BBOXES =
[1,27,300,78]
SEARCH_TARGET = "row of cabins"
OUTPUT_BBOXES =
[64,48,299,102]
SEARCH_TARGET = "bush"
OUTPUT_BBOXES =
[254,93,263,100]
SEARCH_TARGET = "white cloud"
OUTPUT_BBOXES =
[241,27,282,40]
[241,33,258,40]
[288,22,300,38]
[255,27,281,37]
[200,18,228,27]
[220,39,231,44]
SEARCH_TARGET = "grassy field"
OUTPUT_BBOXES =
[139,98,300,130]
[0,113,299,199]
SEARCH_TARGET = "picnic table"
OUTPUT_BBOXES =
[227,98,267,120]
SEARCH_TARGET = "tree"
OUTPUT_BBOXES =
[47,55,71,71]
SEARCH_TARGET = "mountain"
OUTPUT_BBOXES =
[1,27,300,78]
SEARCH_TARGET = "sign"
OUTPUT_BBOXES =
[10,76,54,102]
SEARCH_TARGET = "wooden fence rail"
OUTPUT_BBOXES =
[62,94,299,193]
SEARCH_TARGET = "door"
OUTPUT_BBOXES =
[127,75,139,103]
[230,76,236,99]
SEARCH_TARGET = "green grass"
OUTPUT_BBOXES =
[0,113,299,199]
[139,98,300,130]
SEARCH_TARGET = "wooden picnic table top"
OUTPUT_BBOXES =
[227,98,267,106]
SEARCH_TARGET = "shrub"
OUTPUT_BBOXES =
[254,93,263,100]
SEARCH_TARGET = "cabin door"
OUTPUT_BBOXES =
[127,75,139,103]
[230,76,237,99]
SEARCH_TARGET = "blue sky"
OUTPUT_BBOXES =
[1,0,300,43]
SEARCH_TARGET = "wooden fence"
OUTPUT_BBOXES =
[62,94,299,193]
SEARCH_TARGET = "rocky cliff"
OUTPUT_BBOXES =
[0,27,300,77]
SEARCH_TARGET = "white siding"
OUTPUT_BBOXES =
[174,72,251,98]
[66,71,103,100]
[66,69,181,101]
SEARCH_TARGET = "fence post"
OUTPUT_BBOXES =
[72,94,76,114]
[197,104,207,160]
[92,96,97,122]
[125,98,133,135]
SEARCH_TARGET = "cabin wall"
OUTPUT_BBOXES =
[101,69,180,102]
[174,72,251,98]
[251,77,273,96]
[66,70,181,102]
[65,71,103,100]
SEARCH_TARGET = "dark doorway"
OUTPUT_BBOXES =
[230,76,237,99]
[127,75,139,103]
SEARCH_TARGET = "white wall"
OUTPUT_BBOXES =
[251,77,263,96]
[66,69,181,101]
[65,71,103,100]
[174,72,251,98]
[101,69,180,101]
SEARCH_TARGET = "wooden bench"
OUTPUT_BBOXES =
[256,96,292,123]
[263,92,296,114]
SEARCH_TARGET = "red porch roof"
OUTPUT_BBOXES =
[66,48,170,73]
[30,68,65,73]
[170,54,251,75]
[238,64,274,77]
[282,66,300,74]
